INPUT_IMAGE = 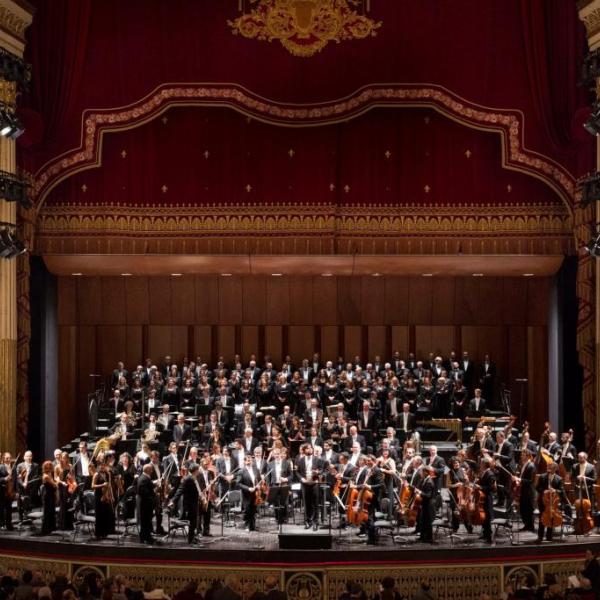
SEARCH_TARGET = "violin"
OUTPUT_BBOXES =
[254,478,268,506]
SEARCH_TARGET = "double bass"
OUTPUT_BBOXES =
[536,421,553,474]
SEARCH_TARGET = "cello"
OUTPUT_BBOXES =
[346,468,374,526]
[541,488,563,530]
[574,479,594,535]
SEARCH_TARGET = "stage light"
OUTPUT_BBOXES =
[220,273,232,277]
[579,172,600,208]
[0,170,29,207]
[0,106,23,139]
[321,273,333,277]
[584,233,600,257]
[271,273,283,277]
[472,273,484,277]
[0,224,26,259]
[523,273,534,277]
[584,103,600,136]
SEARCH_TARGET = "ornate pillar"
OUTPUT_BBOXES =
[579,0,600,449]
[0,0,32,452]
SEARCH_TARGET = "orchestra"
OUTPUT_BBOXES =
[3,352,599,548]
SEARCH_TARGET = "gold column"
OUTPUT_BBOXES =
[577,0,600,440]
[0,0,32,452]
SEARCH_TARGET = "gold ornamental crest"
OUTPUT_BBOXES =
[228,0,382,57]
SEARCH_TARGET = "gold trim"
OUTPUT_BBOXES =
[31,85,577,213]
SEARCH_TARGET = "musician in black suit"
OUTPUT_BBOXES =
[494,431,515,507]
[136,464,156,544]
[461,351,475,391]
[536,462,565,542]
[172,414,191,444]
[417,466,438,544]
[478,457,496,544]
[425,446,446,492]
[170,463,201,543]
[514,449,536,532]
[467,389,487,418]
[479,354,496,405]
[148,450,166,535]
[111,413,132,439]
[74,441,93,490]
[237,455,262,531]
[352,454,384,544]
[343,426,366,452]
[397,403,416,434]
[572,452,596,493]
[357,401,378,436]
[266,448,292,525]
[297,444,323,530]
[0,453,14,530]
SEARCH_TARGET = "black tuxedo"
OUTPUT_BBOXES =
[237,466,262,529]
[425,455,446,490]
[467,397,487,418]
[535,472,565,541]
[297,456,324,525]
[171,475,202,542]
[343,434,366,451]
[461,360,474,388]
[111,369,129,388]
[418,475,438,542]
[357,410,377,434]
[0,464,14,529]
[266,459,292,485]
[517,460,536,531]
[242,437,260,454]
[571,462,596,490]
[172,423,191,444]
[397,411,416,433]
[136,472,155,543]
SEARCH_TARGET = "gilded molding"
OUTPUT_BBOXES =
[0,79,16,107]
[228,0,382,58]
[31,84,576,211]
[0,1,32,42]
[580,5,600,39]
[37,203,572,238]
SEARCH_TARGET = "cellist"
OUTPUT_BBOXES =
[512,449,536,533]
[349,455,382,545]
[448,456,473,534]
[536,461,565,542]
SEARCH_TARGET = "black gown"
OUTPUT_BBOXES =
[57,470,74,530]
[94,472,116,538]
[41,479,56,535]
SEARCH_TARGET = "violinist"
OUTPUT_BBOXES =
[92,461,115,539]
[477,456,496,544]
[493,431,515,508]
[415,465,438,544]
[40,460,58,535]
[56,451,76,531]
[536,461,564,542]
[513,449,536,533]
[237,455,262,531]
[0,453,14,531]
[17,451,40,515]
[216,447,238,497]
[148,451,166,535]
[297,444,323,531]
[196,457,215,537]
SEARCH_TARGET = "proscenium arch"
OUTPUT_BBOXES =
[31,82,576,216]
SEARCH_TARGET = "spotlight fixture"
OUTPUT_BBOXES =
[0,170,29,206]
[0,105,23,139]
[0,222,26,259]
[584,232,600,257]
[584,102,600,136]
[579,172,600,208]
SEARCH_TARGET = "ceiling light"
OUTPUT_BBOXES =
[472,273,484,277]
[523,273,534,277]
[422,273,434,277]
[221,273,232,277]
[271,273,283,277]
[321,273,333,277]
[170,273,182,277]
[121,273,132,277]
[71,273,83,276]
[371,272,381,277]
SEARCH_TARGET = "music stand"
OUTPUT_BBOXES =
[267,485,290,534]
